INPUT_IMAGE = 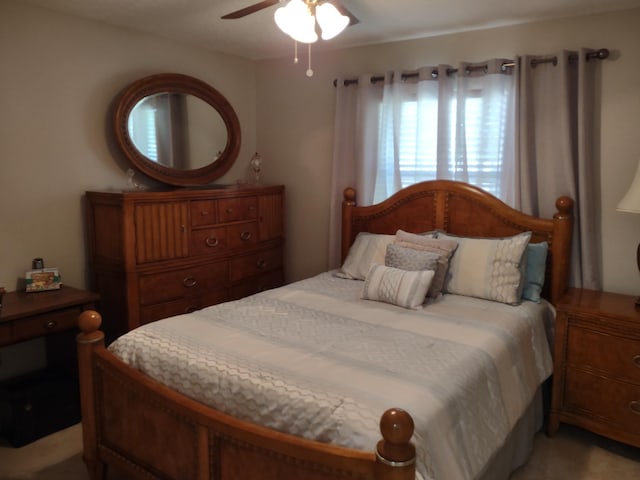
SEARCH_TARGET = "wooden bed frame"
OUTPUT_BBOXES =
[77,180,573,480]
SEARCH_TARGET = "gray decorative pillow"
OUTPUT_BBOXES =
[439,231,531,305]
[362,264,435,309]
[385,244,440,298]
[393,230,459,298]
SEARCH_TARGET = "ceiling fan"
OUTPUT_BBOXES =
[221,1,360,31]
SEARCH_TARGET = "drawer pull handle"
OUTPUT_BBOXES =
[183,276,197,288]
[630,401,640,416]
[256,259,268,270]
[200,211,209,216]
[226,208,234,214]
[205,236,219,247]
[240,231,252,241]
[633,355,640,368]
[44,320,57,329]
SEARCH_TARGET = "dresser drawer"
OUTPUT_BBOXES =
[565,367,640,432]
[229,247,283,283]
[191,200,217,227]
[567,325,640,383]
[218,196,257,222]
[138,262,228,306]
[227,222,258,249]
[191,226,228,256]
[12,307,81,342]
[139,289,229,325]
[230,270,284,300]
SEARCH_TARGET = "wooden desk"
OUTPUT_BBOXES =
[0,286,99,371]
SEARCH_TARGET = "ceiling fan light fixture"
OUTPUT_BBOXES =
[274,0,318,44]
[316,2,349,40]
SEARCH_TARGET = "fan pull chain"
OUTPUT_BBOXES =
[306,43,313,77]
[294,40,299,64]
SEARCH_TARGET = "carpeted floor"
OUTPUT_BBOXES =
[1,423,639,479]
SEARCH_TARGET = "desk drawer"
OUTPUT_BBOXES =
[12,307,81,343]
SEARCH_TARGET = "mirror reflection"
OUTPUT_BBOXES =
[128,92,227,171]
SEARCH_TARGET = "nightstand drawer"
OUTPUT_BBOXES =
[13,307,81,342]
[565,367,640,432]
[567,325,640,384]
[0,322,12,345]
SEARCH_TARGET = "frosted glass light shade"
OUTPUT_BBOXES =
[274,0,318,44]
[316,2,349,40]
[617,159,640,213]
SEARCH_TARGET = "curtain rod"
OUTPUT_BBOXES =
[333,48,609,87]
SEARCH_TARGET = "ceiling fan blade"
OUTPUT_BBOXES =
[333,1,359,26]
[221,0,280,19]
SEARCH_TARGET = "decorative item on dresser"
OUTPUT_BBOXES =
[84,184,285,338]
[548,288,640,447]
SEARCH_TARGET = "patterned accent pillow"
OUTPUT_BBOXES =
[393,230,458,298]
[362,264,435,309]
[522,242,548,303]
[439,231,532,305]
[384,244,440,298]
[336,233,395,280]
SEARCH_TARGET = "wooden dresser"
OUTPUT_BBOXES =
[548,288,640,447]
[85,185,285,338]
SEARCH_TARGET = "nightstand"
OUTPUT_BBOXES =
[548,288,640,447]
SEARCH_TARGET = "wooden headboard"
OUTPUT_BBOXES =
[341,180,573,304]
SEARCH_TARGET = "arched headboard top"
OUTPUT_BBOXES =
[341,180,573,304]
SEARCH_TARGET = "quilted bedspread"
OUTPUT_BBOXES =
[109,272,554,480]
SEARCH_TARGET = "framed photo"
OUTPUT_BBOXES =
[25,268,61,292]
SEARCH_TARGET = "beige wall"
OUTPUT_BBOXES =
[256,8,640,296]
[1,2,639,300]
[0,1,257,292]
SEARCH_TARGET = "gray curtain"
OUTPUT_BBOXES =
[517,49,601,289]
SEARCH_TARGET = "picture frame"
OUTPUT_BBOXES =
[25,268,62,292]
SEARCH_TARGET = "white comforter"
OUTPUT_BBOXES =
[110,272,554,480]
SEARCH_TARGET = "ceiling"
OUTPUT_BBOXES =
[21,0,640,60]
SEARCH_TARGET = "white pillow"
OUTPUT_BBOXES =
[336,233,395,280]
[362,264,435,309]
[439,231,531,305]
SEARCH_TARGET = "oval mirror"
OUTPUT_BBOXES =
[114,73,241,186]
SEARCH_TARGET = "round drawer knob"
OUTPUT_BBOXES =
[256,259,268,270]
[44,320,57,329]
[183,276,197,288]
[630,400,640,416]
[633,355,640,368]
[205,236,219,247]
[240,231,252,241]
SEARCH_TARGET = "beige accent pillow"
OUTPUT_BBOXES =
[336,233,395,280]
[362,264,435,309]
[438,232,531,305]
[393,230,458,298]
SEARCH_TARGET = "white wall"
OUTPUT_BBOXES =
[0,1,257,292]
[256,8,640,296]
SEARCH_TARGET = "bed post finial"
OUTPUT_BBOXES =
[551,195,574,304]
[375,408,416,479]
[77,310,106,480]
[343,187,356,205]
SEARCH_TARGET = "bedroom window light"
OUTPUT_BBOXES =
[372,69,514,204]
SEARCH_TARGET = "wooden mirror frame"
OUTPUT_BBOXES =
[114,73,241,186]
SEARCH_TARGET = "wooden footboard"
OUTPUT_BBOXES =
[77,310,416,480]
